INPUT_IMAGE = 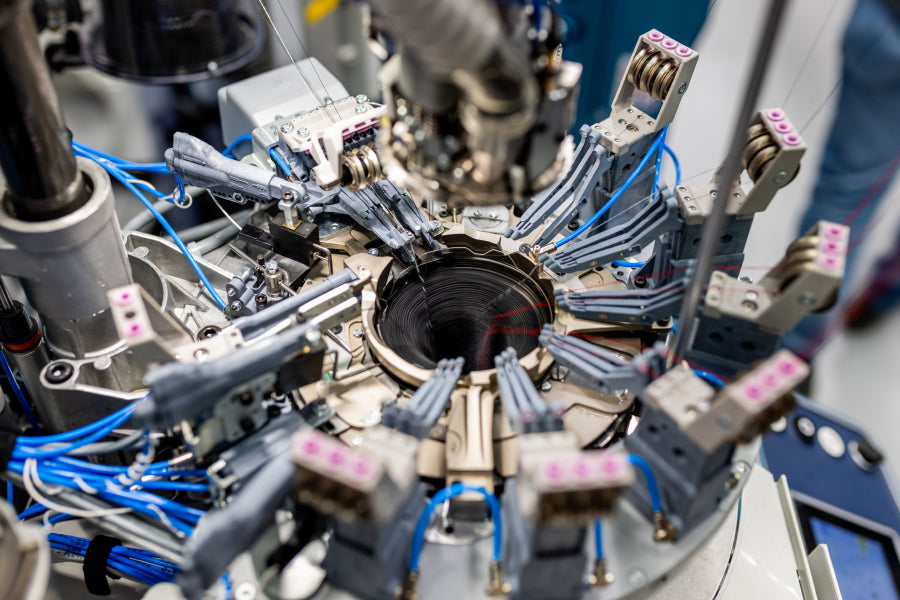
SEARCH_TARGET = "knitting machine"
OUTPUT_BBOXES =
[0,0,871,599]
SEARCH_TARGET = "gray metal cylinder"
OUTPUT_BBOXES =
[0,158,133,356]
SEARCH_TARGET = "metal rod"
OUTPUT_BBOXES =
[0,277,14,312]
[670,0,789,365]
[0,0,86,220]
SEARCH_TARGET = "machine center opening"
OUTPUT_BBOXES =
[376,253,553,375]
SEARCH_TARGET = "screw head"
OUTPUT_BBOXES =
[193,348,210,362]
[280,123,293,133]
[355,104,368,113]
[798,291,818,306]
[773,171,789,185]
[352,329,364,338]
[355,94,368,103]
[265,260,278,274]
[540,381,552,392]
[678,82,688,94]
[367,248,380,256]
[230,301,243,312]
[298,127,310,137]
[234,581,257,600]
[628,569,647,587]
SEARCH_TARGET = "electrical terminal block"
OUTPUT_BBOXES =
[292,426,418,523]
[278,96,386,190]
[599,30,699,154]
[516,432,634,525]
[702,221,847,332]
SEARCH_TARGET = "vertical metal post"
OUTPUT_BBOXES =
[670,0,790,365]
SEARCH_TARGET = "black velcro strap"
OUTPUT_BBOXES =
[0,430,15,471]
[84,535,121,595]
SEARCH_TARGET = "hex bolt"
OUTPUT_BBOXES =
[265,261,279,274]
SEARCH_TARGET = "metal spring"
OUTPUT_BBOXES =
[777,234,818,291]
[742,123,779,183]
[627,47,679,101]
[341,145,384,192]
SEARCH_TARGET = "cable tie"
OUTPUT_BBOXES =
[84,534,122,595]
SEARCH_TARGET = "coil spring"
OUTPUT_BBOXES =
[742,123,779,183]
[341,145,383,192]
[627,47,679,101]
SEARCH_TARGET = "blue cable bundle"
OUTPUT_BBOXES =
[71,142,227,309]
[553,126,669,250]
[409,482,503,572]
[9,400,208,535]
[48,533,176,586]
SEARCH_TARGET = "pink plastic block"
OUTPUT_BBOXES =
[326,448,347,469]
[676,45,692,57]
[761,371,781,389]
[573,458,593,483]
[821,240,843,255]
[765,109,785,122]
[662,38,678,50]
[742,383,766,404]
[647,30,664,42]
[543,461,566,486]
[599,455,624,479]
[782,133,802,146]
[351,457,373,479]
[300,436,322,457]
[777,357,800,376]
[774,121,793,134]
[823,225,847,242]
[114,290,133,307]
[818,255,841,271]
